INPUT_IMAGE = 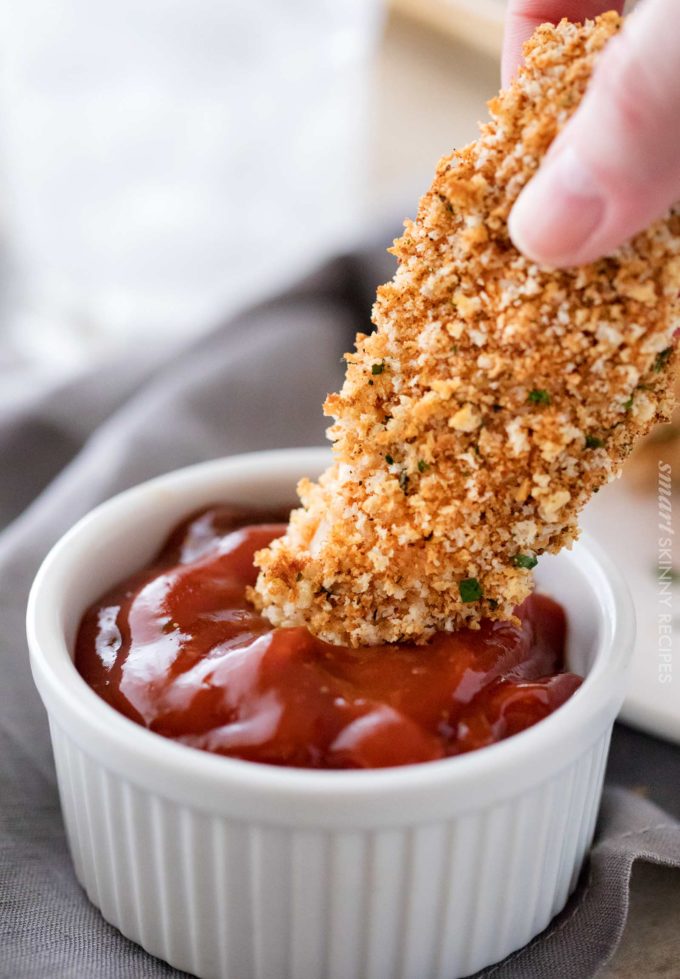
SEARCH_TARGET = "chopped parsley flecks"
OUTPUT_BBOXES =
[459,577,483,603]
[585,435,604,449]
[437,192,454,214]
[418,459,429,473]
[623,396,634,412]
[371,362,385,376]
[385,454,394,466]
[654,347,673,373]
[528,388,551,406]
[513,553,538,570]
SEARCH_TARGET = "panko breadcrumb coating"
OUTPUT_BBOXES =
[625,373,680,491]
[252,12,680,646]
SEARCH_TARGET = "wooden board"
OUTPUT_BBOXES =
[389,0,505,58]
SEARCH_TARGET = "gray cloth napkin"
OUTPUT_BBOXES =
[1,251,679,979]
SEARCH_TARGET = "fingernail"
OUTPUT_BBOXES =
[508,145,605,266]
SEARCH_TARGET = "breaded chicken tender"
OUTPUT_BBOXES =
[252,12,680,646]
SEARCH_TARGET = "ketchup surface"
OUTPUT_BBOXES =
[75,507,582,769]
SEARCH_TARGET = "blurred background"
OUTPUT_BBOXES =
[1,4,677,971]
[0,0,506,385]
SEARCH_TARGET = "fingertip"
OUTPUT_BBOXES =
[507,199,543,264]
[508,147,606,267]
[501,21,534,88]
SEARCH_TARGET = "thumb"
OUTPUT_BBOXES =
[509,0,680,267]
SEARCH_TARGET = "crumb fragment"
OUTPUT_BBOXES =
[252,13,680,646]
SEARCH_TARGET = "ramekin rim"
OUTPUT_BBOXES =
[27,447,634,801]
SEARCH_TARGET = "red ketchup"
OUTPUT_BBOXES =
[75,507,582,769]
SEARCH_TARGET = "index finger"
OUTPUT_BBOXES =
[502,1,625,86]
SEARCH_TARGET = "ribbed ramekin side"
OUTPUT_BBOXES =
[49,721,613,979]
[435,727,612,978]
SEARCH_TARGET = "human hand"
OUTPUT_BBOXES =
[503,0,680,267]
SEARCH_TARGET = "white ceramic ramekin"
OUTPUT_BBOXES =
[28,448,633,979]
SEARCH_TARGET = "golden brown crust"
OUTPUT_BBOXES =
[252,13,680,646]
[623,374,680,491]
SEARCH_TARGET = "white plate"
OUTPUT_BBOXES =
[582,476,679,744]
